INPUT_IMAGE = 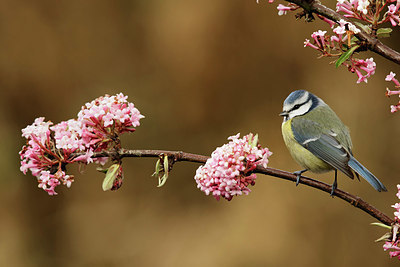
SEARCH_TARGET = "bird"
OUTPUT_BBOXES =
[280,90,387,195]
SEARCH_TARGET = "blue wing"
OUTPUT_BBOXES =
[291,118,354,178]
[291,118,387,192]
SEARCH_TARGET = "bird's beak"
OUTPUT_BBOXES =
[279,111,288,117]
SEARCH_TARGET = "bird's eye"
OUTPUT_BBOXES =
[293,104,301,110]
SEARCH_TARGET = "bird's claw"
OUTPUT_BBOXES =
[330,184,336,197]
[293,169,307,186]
[330,170,338,197]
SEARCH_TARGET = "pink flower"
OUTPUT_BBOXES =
[336,0,357,17]
[304,39,319,50]
[330,35,340,44]
[355,69,368,83]
[333,25,346,35]
[386,88,400,97]
[277,4,292,15]
[20,117,80,195]
[391,104,400,113]
[386,72,400,87]
[194,133,272,201]
[385,72,400,113]
[387,4,400,26]
[383,185,400,259]
[384,242,400,260]
[21,117,52,146]
[78,93,144,151]
[348,57,376,83]
[397,184,400,199]
[357,0,370,15]
[20,93,144,195]
[336,0,371,18]
[37,171,62,195]
[359,57,376,79]
[51,119,85,151]
[386,71,397,81]
[73,149,94,164]
[311,30,327,48]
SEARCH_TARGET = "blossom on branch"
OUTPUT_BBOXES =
[302,23,374,83]
[19,93,144,195]
[277,3,299,16]
[51,119,85,151]
[78,93,144,152]
[383,185,400,260]
[346,57,376,83]
[261,0,399,87]
[336,0,371,18]
[385,72,400,113]
[19,117,75,195]
[387,4,400,26]
[194,133,272,201]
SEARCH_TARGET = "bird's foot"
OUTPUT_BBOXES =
[330,183,337,197]
[293,169,308,186]
[330,170,338,197]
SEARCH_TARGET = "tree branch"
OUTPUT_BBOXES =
[87,149,394,226]
[287,0,400,65]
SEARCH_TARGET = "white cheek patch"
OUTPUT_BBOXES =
[288,99,312,119]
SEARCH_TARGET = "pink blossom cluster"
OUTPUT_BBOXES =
[259,0,398,85]
[194,133,272,201]
[51,119,85,151]
[346,57,376,83]
[385,72,400,113]
[387,3,400,26]
[336,0,400,25]
[336,0,371,18]
[19,93,144,195]
[78,93,144,151]
[303,22,375,83]
[332,19,360,35]
[383,185,400,260]
[19,117,72,195]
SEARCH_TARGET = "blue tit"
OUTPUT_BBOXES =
[280,90,387,195]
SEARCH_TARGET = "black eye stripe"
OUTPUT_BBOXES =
[289,100,308,112]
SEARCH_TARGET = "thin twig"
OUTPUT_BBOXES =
[286,0,400,65]
[85,149,394,226]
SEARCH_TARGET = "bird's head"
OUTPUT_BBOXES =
[279,90,324,122]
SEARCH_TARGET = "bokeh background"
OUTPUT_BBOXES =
[1,0,400,266]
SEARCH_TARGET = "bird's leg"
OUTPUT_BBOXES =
[293,169,308,186]
[330,169,338,197]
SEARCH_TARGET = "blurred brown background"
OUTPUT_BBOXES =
[1,0,400,266]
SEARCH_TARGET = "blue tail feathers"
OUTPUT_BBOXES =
[348,156,387,192]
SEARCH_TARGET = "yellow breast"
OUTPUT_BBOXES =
[281,118,333,173]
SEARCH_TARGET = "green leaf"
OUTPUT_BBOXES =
[157,173,169,188]
[377,28,392,38]
[152,159,161,177]
[374,232,391,242]
[102,163,120,191]
[335,45,360,68]
[157,155,169,187]
[370,222,392,229]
